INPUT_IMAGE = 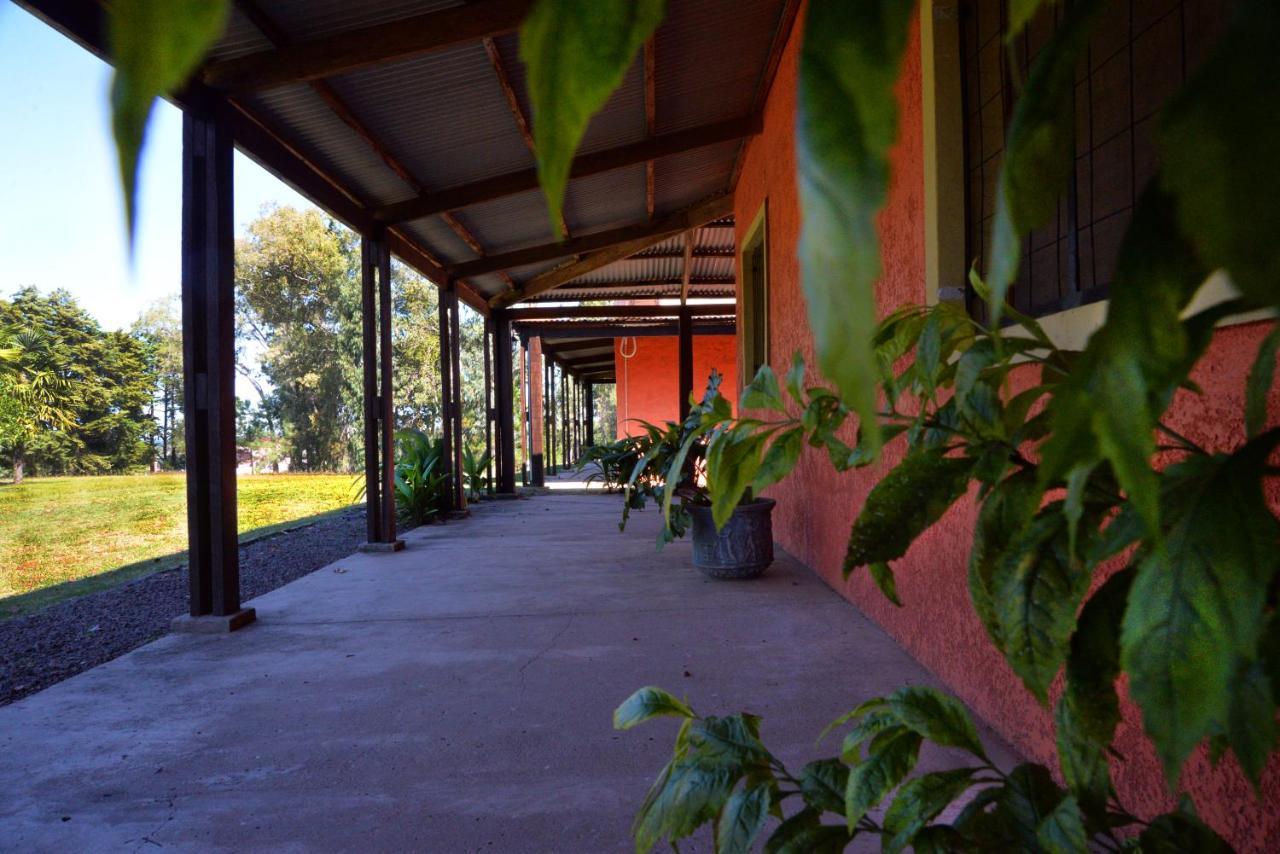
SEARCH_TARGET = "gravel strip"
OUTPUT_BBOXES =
[0,508,372,707]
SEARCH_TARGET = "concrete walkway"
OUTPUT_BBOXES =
[0,493,1018,852]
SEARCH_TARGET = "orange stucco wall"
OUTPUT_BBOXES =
[614,336,737,438]
[732,4,1279,850]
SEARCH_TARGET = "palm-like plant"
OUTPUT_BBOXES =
[461,445,491,501]
[0,327,77,483]
[392,428,449,525]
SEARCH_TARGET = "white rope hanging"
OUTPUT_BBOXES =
[618,336,638,435]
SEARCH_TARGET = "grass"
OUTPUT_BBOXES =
[0,472,360,616]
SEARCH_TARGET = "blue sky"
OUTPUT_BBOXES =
[0,1,317,331]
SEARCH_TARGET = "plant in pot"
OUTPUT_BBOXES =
[619,370,777,579]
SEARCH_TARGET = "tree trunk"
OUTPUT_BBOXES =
[13,452,24,484]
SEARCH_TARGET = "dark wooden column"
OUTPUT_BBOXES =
[437,282,455,512]
[547,359,557,475]
[493,309,517,494]
[448,284,466,511]
[585,381,595,447]
[359,231,403,553]
[529,337,545,486]
[485,317,495,495]
[360,235,382,544]
[376,236,399,542]
[176,105,252,631]
[678,305,694,420]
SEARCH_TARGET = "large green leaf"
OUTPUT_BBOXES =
[881,768,978,854]
[1158,0,1280,309]
[1038,188,1209,537]
[969,472,1041,651]
[1121,432,1280,784]
[752,426,804,493]
[632,756,740,853]
[520,0,664,236]
[986,0,1104,319]
[1137,800,1231,853]
[1034,795,1087,854]
[843,447,973,577]
[1055,567,1133,819]
[763,812,851,854]
[690,714,770,765]
[1245,326,1279,439]
[108,0,229,244]
[796,0,915,460]
[614,686,694,730]
[1224,657,1277,788]
[994,505,1091,702]
[843,728,921,829]
[888,685,987,760]
[798,758,849,815]
[716,782,772,854]
[741,364,787,413]
[707,427,768,530]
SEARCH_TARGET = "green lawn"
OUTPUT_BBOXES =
[0,472,360,616]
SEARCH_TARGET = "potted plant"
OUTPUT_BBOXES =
[619,371,776,579]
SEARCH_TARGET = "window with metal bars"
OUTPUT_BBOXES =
[959,0,1232,321]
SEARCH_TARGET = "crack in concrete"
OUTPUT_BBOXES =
[517,614,575,698]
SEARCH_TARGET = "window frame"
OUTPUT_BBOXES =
[739,202,770,383]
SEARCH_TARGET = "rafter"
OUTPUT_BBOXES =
[231,0,509,301]
[512,321,736,339]
[495,195,735,306]
[482,36,572,241]
[449,194,732,281]
[508,303,734,321]
[373,116,758,225]
[644,37,657,220]
[204,0,533,91]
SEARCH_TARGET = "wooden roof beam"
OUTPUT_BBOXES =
[231,0,504,309]
[513,321,736,339]
[643,37,657,220]
[204,0,533,91]
[449,194,732,282]
[496,195,734,306]
[508,303,735,321]
[374,116,758,225]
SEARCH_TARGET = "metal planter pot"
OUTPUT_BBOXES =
[687,498,776,580]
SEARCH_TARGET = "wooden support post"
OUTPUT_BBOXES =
[377,236,400,544]
[585,381,595,447]
[485,318,495,494]
[438,282,455,512]
[175,105,253,631]
[448,284,466,512]
[678,305,694,421]
[493,309,517,494]
[361,235,382,545]
[547,360,556,475]
[529,337,545,486]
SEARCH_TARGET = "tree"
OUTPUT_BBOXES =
[132,296,184,469]
[0,316,77,483]
[0,289,154,479]
[236,206,361,472]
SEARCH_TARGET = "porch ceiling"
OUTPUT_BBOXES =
[18,0,797,313]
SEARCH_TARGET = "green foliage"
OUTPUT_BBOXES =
[462,445,492,501]
[520,0,664,236]
[577,436,640,492]
[0,289,154,479]
[617,371,740,547]
[795,0,915,461]
[616,680,1222,852]
[388,428,448,526]
[107,0,228,243]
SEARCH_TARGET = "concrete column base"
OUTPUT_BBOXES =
[491,491,522,500]
[359,540,406,553]
[171,608,256,634]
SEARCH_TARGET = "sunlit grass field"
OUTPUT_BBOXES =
[0,473,359,615]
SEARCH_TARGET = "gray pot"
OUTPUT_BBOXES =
[688,498,776,579]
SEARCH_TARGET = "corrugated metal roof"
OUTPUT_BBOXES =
[204,0,793,308]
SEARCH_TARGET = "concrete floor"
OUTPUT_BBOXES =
[0,493,1019,852]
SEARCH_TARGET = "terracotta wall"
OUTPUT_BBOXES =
[614,335,738,438]
[732,5,1279,850]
